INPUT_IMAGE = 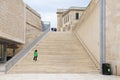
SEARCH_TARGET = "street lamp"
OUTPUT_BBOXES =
[100,0,106,73]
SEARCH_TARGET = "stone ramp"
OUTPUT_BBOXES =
[8,32,99,73]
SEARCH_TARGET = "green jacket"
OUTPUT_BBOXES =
[34,51,38,57]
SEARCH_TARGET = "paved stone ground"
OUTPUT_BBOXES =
[0,74,120,80]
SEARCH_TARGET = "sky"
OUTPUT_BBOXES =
[23,0,91,28]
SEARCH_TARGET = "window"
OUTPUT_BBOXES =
[64,18,65,24]
[68,15,69,22]
[76,13,79,20]
[64,15,69,24]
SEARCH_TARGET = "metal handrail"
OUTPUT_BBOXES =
[5,29,49,73]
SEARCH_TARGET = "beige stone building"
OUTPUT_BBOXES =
[0,0,42,63]
[57,7,85,31]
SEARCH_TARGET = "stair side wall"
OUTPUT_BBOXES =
[74,0,100,67]
[106,0,120,75]
[74,0,120,76]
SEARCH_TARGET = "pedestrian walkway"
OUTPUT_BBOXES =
[0,74,120,80]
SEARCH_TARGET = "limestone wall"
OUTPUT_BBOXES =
[106,0,120,75]
[74,0,100,68]
[0,0,25,43]
[26,5,41,30]
[74,0,120,75]
[25,5,42,45]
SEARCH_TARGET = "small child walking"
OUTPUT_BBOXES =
[33,50,38,61]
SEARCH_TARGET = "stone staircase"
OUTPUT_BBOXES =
[8,32,99,73]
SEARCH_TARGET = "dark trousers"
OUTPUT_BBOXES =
[33,56,38,61]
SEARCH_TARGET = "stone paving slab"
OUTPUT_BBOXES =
[0,74,120,80]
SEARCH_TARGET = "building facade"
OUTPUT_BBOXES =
[0,0,42,63]
[57,7,86,32]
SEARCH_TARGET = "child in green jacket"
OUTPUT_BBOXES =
[33,50,38,61]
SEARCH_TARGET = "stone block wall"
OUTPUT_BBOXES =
[74,0,100,68]
[74,0,120,75]
[0,0,25,43]
[26,5,41,30]
[106,0,120,75]
[0,0,42,61]
[25,5,42,45]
